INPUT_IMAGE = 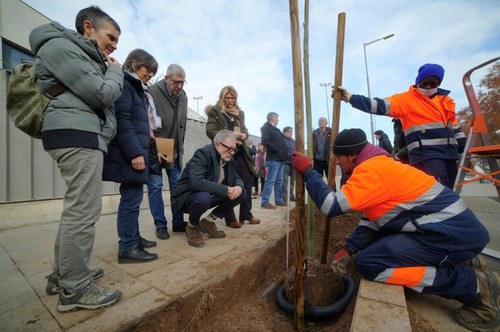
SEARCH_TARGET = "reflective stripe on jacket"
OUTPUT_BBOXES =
[304,144,489,254]
[349,86,466,164]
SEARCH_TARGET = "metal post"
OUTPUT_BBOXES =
[363,34,394,144]
[319,82,331,124]
[193,96,203,114]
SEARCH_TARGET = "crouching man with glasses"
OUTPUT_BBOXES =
[171,130,246,247]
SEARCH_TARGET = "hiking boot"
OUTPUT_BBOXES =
[186,225,205,247]
[199,218,226,238]
[57,281,121,312]
[464,255,484,269]
[455,267,500,331]
[46,268,104,295]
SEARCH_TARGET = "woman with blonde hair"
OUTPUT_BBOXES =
[205,86,260,228]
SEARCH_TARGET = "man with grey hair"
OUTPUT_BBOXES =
[312,117,332,178]
[171,130,246,247]
[260,112,287,209]
[148,64,188,239]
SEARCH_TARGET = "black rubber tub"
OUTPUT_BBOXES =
[275,275,355,322]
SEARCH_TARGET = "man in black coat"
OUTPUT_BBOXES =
[374,129,393,154]
[171,130,246,247]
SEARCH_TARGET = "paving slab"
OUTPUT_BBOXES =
[350,279,411,332]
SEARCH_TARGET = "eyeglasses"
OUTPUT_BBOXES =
[168,77,186,86]
[219,141,237,153]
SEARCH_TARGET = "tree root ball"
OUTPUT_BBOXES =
[284,260,345,306]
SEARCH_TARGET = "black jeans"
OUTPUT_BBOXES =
[183,191,246,226]
[234,151,254,221]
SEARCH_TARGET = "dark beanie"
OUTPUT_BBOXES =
[415,63,445,85]
[333,128,368,156]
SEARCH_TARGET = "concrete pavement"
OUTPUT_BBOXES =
[0,194,291,331]
[0,179,498,331]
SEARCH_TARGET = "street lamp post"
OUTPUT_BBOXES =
[363,33,394,144]
[319,82,331,125]
[193,96,203,114]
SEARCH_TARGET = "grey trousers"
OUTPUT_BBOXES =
[48,147,103,293]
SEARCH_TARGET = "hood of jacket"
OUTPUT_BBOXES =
[353,143,391,168]
[30,21,106,70]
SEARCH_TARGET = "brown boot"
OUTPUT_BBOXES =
[186,225,205,247]
[455,267,500,331]
[199,218,226,238]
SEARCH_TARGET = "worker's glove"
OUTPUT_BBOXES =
[331,248,352,275]
[292,151,312,176]
[331,86,352,103]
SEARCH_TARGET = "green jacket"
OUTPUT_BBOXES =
[205,105,254,173]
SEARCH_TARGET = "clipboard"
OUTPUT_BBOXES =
[156,138,174,161]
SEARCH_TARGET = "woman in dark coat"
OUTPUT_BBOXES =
[205,86,261,228]
[103,49,160,263]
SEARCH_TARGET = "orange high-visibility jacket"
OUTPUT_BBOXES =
[304,144,488,254]
[349,86,466,164]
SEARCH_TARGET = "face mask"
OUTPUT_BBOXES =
[417,87,438,97]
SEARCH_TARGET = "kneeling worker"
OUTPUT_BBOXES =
[291,128,498,331]
[171,130,246,247]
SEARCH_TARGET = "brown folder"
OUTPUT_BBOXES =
[156,138,174,161]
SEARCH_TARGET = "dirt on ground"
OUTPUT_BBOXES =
[128,206,433,332]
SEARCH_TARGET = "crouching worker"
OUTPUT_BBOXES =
[291,128,498,331]
[171,130,246,247]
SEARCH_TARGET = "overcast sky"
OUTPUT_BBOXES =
[23,0,500,144]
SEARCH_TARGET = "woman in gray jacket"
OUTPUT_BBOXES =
[30,6,123,312]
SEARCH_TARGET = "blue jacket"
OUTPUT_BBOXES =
[103,72,150,184]
[260,122,287,161]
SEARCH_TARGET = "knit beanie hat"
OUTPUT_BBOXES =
[415,63,445,85]
[333,128,368,156]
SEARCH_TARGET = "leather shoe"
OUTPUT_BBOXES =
[276,202,288,207]
[155,227,170,240]
[139,237,157,248]
[248,217,261,225]
[261,204,276,209]
[172,222,188,233]
[225,220,242,229]
[118,247,158,264]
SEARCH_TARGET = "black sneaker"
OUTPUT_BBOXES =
[155,227,170,240]
[172,222,188,233]
[46,268,104,295]
[57,281,121,312]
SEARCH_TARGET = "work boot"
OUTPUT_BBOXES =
[455,267,500,331]
[186,224,205,247]
[199,218,226,238]
[464,255,485,269]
